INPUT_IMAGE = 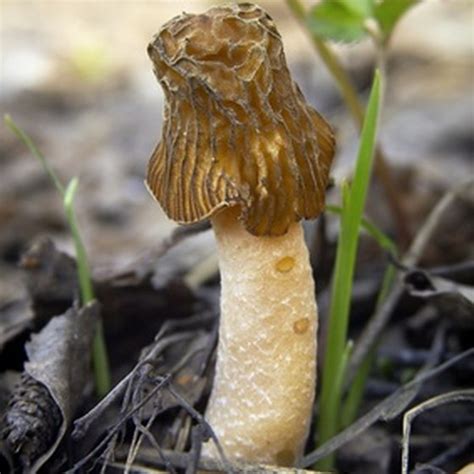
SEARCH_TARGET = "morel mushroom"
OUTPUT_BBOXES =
[146,3,335,466]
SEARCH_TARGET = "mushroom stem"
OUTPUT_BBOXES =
[205,207,317,466]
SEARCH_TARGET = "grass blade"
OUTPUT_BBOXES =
[316,70,382,470]
[326,204,397,256]
[4,114,65,196]
[64,178,94,304]
[5,115,111,397]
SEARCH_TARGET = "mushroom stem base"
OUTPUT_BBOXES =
[204,207,318,466]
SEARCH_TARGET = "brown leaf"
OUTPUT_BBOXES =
[2,302,98,472]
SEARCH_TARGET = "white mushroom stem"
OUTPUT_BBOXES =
[204,207,318,466]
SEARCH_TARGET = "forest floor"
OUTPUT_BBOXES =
[0,1,473,473]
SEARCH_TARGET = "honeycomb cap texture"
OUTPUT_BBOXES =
[146,3,335,236]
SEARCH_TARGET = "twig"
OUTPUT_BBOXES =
[429,260,474,281]
[127,417,176,474]
[99,433,119,474]
[167,384,231,472]
[126,399,162,473]
[120,381,230,473]
[346,179,474,384]
[73,313,218,471]
[67,375,171,473]
[72,331,196,438]
[418,428,474,472]
[404,183,473,267]
[402,389,474,474]
[300,346,474,468]
[123,321,215,474]
[187,425,205,474]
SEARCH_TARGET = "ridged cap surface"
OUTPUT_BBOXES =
[146,3,335,236]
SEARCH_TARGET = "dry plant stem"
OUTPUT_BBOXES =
[300,328,470,468]
[67,375,172,473]
[286,0,410,245]
[401,389,474,474]
[425,429,474,469]
[72,331,196,438]
[204,208,317,466]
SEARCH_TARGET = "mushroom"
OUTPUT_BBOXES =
[146,3,335,467]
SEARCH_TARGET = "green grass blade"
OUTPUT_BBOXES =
[316,70,382,470]
[340,348,374,428]
[64,178,94,304]
[346,72,382,230]
[63,179,111,396]
[5,116,111,397]
[91,320,111,397]
[4,114,66,196]
[326,204,397,256]
[340,258,396,429]
[339,260,396,425]
[324,203,398,430]
[321,339,354,440]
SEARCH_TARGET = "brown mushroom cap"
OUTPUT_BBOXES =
[146,3,335,236]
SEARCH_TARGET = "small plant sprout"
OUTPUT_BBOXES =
[4,114,111,398]
[146,4,334,466]
[317,72,382,469]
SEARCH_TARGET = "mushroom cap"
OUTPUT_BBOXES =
[146,3,335,236]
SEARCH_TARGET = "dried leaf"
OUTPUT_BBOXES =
[3,302,98,472]
[20,237,78,324]
[404,270,474,328]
